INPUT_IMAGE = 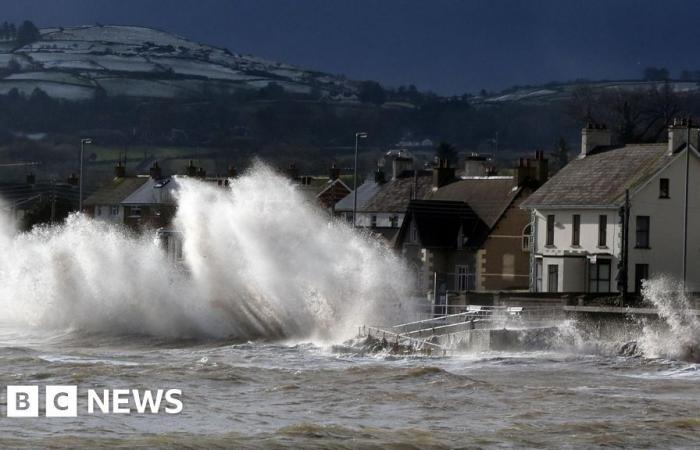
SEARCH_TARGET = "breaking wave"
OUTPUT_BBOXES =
[0,164,416,341]
[638,276,700,362]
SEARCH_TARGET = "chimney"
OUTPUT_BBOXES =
[464,153,488,176]
[580,122,611,158]
[515,151,549,187]
[374,168,386,184]
[532,150,548,184]
[227,165,238,178]
[114,160,126,178]
[329,163,340,180]
[514,158,530,187]
[286,163,299,180]
[432,158,456,189]
[26,172,35,185]
[668,117,699,154]
[391,156,413,180]
[149,161,162,179]
[185,160,197,177]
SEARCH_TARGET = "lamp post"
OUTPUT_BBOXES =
[353,132,367,228]
[79,138,92,212]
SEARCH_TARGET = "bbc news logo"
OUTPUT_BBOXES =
[4,386,183,417]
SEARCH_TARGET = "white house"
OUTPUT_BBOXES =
[522,120,700,294]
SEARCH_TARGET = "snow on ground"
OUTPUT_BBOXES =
[150,57,257,81]
[98,77,192,98]
[5,71,93,86]
[0,80,94,100]
[0,25,355,100]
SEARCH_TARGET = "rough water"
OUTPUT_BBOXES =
[0,168,698,448]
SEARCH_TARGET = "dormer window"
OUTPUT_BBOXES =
[659,178,670,199]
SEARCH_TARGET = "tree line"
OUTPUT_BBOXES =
[0,20,40,45]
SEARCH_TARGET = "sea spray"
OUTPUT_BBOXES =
[638,275,700,362]
[0,165,416,341]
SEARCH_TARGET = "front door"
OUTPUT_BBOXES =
[547,265,559,293]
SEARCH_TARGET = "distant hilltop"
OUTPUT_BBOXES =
[0,24,362,102]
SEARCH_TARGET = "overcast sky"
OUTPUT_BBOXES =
[4,0,700,95]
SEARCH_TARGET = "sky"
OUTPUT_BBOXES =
[3,0,700,95]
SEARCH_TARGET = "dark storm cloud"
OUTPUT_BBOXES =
[3,0,700,94]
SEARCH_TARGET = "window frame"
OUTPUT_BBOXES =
[659,178,670,199]
[588,259,611,293]
[572,214,581,246]
[110,205,119,216]
[546,215,555,246]
[598,214,607,247]
[635,215,650,249]
[455,265,468,291]
[522,223,532,252]
[547,264,558,292]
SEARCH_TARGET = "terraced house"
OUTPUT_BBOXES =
[522,120,700,295]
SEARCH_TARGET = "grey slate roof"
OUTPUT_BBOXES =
[522,144,673,209]
[334,179,382,211]
[428,177,520,227]
[121,177,180,205]
[360,172,433,213]
[83,176,149,206]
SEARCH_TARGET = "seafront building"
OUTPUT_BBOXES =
[394,153,548,301]
[522,120,700,294]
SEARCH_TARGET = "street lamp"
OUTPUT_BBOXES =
[79,138,92,212]
[353,132,368,228]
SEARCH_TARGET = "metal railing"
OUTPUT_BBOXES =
[361,304,566,355]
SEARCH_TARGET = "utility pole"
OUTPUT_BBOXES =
[79,138,92,212]
[682,118,691,290]
[352,132,367,228]
[50,178,56,224]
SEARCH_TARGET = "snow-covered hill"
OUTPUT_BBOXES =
[473,80,700,105]
[0,25,360,101]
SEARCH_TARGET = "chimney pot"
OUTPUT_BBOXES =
[580,122,611,158]
[149,161,162,179]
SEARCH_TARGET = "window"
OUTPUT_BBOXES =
[129,207,142,218]
[535,259,543,292]
[110,205,119,216]
[410,220,418,243]
[96,206,102,216]
[456,265,468,291]
[634,264,649,293]
[547,265,558,292]
[346,212,353,223]
[659,178,669,199]
[636,216,650,248]
[598,215,607,247]
[546,215,555,246]
[588,259,611,293]
[572,214,580,246]
[522,224,532,251]
[390,215,399,228]
[370,215,377,227]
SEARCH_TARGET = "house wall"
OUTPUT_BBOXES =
[532,208,620,293]
[477,193,531,291]
[351,212,405,229]
[123,205,176,230]
[92,204,124,224]
[627,151,700,292]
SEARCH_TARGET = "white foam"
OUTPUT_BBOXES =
[0,164,416,342]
